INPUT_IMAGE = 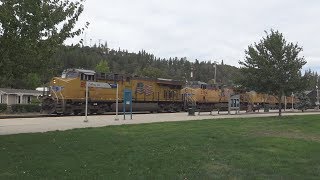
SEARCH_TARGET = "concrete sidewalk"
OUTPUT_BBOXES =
[1,110,320,135]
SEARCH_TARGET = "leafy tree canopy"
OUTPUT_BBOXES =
[238,29,308,116]
[95,60,110,73]
[0,0,87,88]
[296,92,312,112]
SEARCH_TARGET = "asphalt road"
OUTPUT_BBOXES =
[1,110,320,135]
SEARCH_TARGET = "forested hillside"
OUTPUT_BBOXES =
[51,45,241,85]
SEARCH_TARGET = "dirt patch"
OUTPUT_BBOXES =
[252,130,320,142]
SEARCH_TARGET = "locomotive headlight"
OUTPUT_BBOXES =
[53,79,56,84]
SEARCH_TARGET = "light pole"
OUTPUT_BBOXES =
[213,61,217,84]
[316,76,319,109]
[190,66,194,79]
[291,92,294,111]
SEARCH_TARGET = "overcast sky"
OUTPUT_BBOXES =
[67,0,320,73]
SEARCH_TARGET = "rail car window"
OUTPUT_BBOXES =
[62,71,78,78]
[200,84,207,89]
[87,75,94,81]
[99,73,106,79]
[169,91,173,99]
[126,77,130,82]
[114,74,124,81]
[137,82,144,88]
[66,72,78,78]
[80,73,95,81]
[108,74,114,80]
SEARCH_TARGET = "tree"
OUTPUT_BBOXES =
[0,0,87,88]
[296,92,311,112]
[238,30,307,116]
[140,66,164,78]
[95,60,110,73]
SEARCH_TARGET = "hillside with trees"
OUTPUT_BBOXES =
[50,45,241,86]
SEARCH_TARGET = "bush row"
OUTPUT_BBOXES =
[0,104,7,113]
[10,104,41,113]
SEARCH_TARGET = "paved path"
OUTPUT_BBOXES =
[1,110,320,135]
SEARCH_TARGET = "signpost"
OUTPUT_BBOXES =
[123,89,133,120]
[228,95,240,115]
[84,81,115,122]
[115,84,119,120]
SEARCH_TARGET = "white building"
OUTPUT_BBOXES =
[0,88,42,105]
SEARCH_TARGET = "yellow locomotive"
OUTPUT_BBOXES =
[182,81,299,112]
[182,81,233,111]
[41,69,299,114]
[41,69,184,114]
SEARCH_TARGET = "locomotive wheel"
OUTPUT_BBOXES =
[73,110,81,115]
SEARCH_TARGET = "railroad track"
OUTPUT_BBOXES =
[0,111,159,119]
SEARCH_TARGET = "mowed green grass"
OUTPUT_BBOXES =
[1,115,320,179]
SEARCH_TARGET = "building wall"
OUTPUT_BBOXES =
[7,95,16,105]
[0,91,41,105]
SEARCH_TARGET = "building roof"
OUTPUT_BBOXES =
[0,88,42,95]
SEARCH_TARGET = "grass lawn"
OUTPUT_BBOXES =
[1,115,320,179]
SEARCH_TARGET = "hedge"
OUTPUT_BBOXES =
[0,104,7,113]
[11,104,41,113]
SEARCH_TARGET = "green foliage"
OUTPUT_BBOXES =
[95,60,110,73]
[238,30,307,116]
[31,98,41,105]
[304,69,319,91]
[0,104,7,113]
[25,73,42,89]
[139,66,164,78]
[0,0,87,88]
[296,92,312,111]
[11,104,41,113]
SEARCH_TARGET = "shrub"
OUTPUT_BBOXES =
[31,98,41,105]
[11,104,41,113]
[0,104,7,113]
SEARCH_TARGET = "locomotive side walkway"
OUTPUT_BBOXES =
[1,110,320,135]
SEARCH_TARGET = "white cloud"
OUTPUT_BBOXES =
[67,0,320,73]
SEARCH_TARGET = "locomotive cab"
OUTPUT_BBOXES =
[61,69,96,81]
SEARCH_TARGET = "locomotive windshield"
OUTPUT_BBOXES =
[61,70,79,78]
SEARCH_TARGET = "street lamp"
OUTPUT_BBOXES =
[213,61,218,84]
[316,76,319,109]
[291,92,294,111]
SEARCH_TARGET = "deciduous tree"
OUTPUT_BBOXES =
[95,60,110,73]
[238,30,307,116]
[0,0,87,88]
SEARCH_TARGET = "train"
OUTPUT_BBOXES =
[40,68,298,114]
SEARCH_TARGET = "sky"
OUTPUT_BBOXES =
[67,0,320,73]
